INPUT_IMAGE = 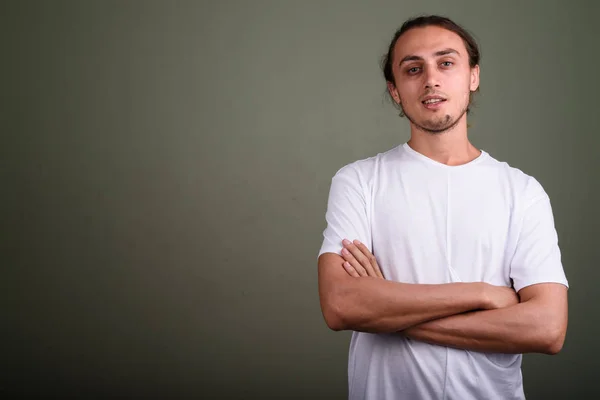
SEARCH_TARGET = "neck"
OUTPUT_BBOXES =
[407,115,480,166]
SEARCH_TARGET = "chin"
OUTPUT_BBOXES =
[409,114,458,134]
[423,115,453,127]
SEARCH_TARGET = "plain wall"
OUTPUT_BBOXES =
[2,0,599,398]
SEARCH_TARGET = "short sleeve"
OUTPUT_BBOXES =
[318,165,372,258]
[510,178,569,292]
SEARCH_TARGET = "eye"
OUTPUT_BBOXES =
[407,67,421,74]
[441,61,453,67]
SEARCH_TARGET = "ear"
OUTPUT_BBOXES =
[470,65,480,92]
[387,81,401,105]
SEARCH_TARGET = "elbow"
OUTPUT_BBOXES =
[323,309,345,331]
[544,333,566,355]
[539,326,567,355]
[320,293,350,332]
[545,341,563,356]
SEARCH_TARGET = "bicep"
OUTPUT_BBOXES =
[518,283,568,331]
[317,165,371,328]
[318,252,351,305]
[518,282,567,307]
[317,252,355,330]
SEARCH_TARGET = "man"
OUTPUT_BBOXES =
[317,15,569,400]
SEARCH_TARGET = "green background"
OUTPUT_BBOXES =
[2,0,598,398]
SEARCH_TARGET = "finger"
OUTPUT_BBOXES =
[352,240,380,277]
[342,240,373,277]
[341,247,368,276]
[353,240,385,279]
[342,261,360,278]
[346,242,377,278]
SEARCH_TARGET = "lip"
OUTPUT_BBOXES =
[421,97,447,110]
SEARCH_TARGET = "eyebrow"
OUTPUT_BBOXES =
[398,48,460,66]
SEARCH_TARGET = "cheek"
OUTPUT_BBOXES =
[397,85,419,105]
[450,77,472,102]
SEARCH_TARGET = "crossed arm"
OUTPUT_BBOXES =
[403,282,567,354]
[318,240,568,355]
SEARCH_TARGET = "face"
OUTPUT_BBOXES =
[387,25,480,134]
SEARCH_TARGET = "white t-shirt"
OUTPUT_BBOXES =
[318,143,569,400]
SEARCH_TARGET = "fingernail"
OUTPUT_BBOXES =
[342,239,351,245]
[354,240,362,245]
[342,248,349,255]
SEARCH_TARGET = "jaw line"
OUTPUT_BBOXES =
[420,117,461,134]
[405,106,467,135]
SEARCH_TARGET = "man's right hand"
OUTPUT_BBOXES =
[483,284,519,309]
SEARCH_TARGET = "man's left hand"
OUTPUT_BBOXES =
[341,239,385,279]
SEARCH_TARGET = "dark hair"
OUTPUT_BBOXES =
[382,15,481,115]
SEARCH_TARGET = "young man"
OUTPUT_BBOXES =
[317,15,569,400]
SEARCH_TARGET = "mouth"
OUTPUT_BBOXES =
[421,97,447,110]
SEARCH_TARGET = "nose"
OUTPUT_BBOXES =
[423,65,441,89]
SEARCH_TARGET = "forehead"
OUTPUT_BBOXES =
[393,25,466,61]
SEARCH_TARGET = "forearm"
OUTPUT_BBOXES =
[323,276,486,333]
[403,300,562,354]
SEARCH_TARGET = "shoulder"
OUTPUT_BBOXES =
[483,152,549,206]
[332,145,401,183]
[334,146,398,177]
